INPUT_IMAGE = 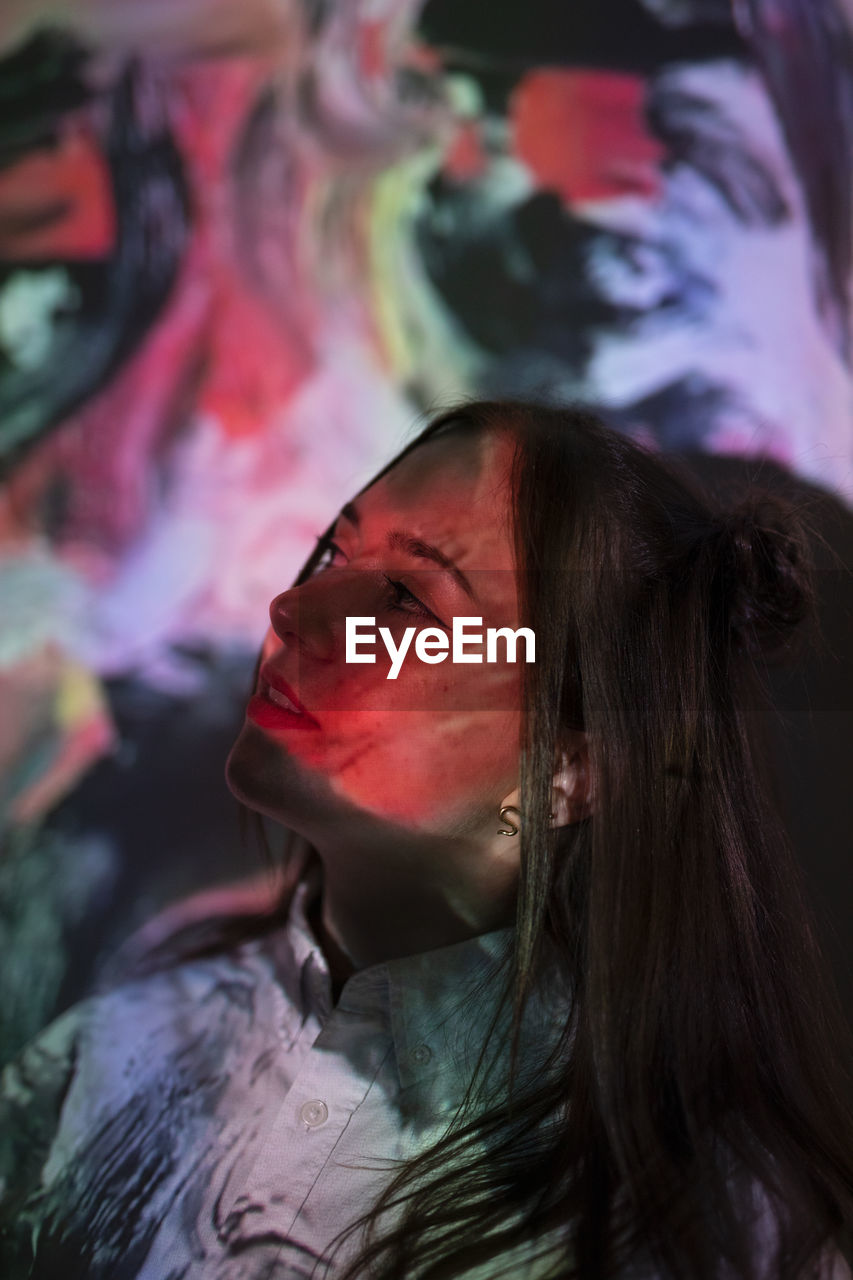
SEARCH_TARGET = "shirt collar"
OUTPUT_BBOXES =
[283,873,568,1090]
[384,927,516,1089]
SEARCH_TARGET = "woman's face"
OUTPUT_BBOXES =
[226,426,524,840]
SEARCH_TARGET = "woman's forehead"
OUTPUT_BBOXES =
[342,428,518,588]
[361,427,515,517]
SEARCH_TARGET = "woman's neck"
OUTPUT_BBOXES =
[312,856,517,977]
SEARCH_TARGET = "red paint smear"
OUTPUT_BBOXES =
[0,127,115,260]
[511,69,665,204]
[359,19,387,81]
[444,121,487,180]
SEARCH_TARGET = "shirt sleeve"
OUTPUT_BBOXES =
[0,1003,86,1276]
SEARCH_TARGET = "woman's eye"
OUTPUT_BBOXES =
[383,575,442,623]
[311,536,443,624]
[312,536,345,573]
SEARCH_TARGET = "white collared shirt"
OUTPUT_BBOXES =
[0,879,569,1279]
[4,883,849,1280]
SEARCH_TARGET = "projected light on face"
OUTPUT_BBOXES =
[226,427,524,836]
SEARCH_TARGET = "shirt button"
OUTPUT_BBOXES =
[411,1043,433,1066]
[300,1099,329,1128]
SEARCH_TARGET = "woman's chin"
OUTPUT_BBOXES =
[224,722,296,817]
[224,722,344,830]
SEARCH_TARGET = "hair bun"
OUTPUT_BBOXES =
[716,493,817,660]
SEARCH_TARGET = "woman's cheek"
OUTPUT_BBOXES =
[292,705,513,825]
[363,710,519,815]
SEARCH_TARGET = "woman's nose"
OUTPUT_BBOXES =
[268,587,330,663]
[268,575,357,663]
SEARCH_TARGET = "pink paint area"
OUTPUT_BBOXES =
[358,19,389,81]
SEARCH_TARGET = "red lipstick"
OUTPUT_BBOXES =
[247,663,319,730]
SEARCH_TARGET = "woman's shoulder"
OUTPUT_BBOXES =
[103,870,294,981]
[0,907,296,1172]
[26,921,293,1082]
[1,868,309,1123]
[0,916,300,1269]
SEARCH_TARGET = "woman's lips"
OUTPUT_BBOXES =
[266,683,301,714]
[248,664,320,730]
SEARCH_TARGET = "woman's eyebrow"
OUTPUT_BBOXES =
[338,501,477,601]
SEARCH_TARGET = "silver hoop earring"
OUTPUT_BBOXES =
[497,805,521,837]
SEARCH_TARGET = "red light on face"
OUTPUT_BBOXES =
[229,430,525,833]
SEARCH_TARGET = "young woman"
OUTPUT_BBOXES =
[1,400,852,1279]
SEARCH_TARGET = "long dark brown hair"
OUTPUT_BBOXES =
[131,399,853,1278]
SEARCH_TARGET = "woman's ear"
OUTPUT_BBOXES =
[551,735,594,827]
